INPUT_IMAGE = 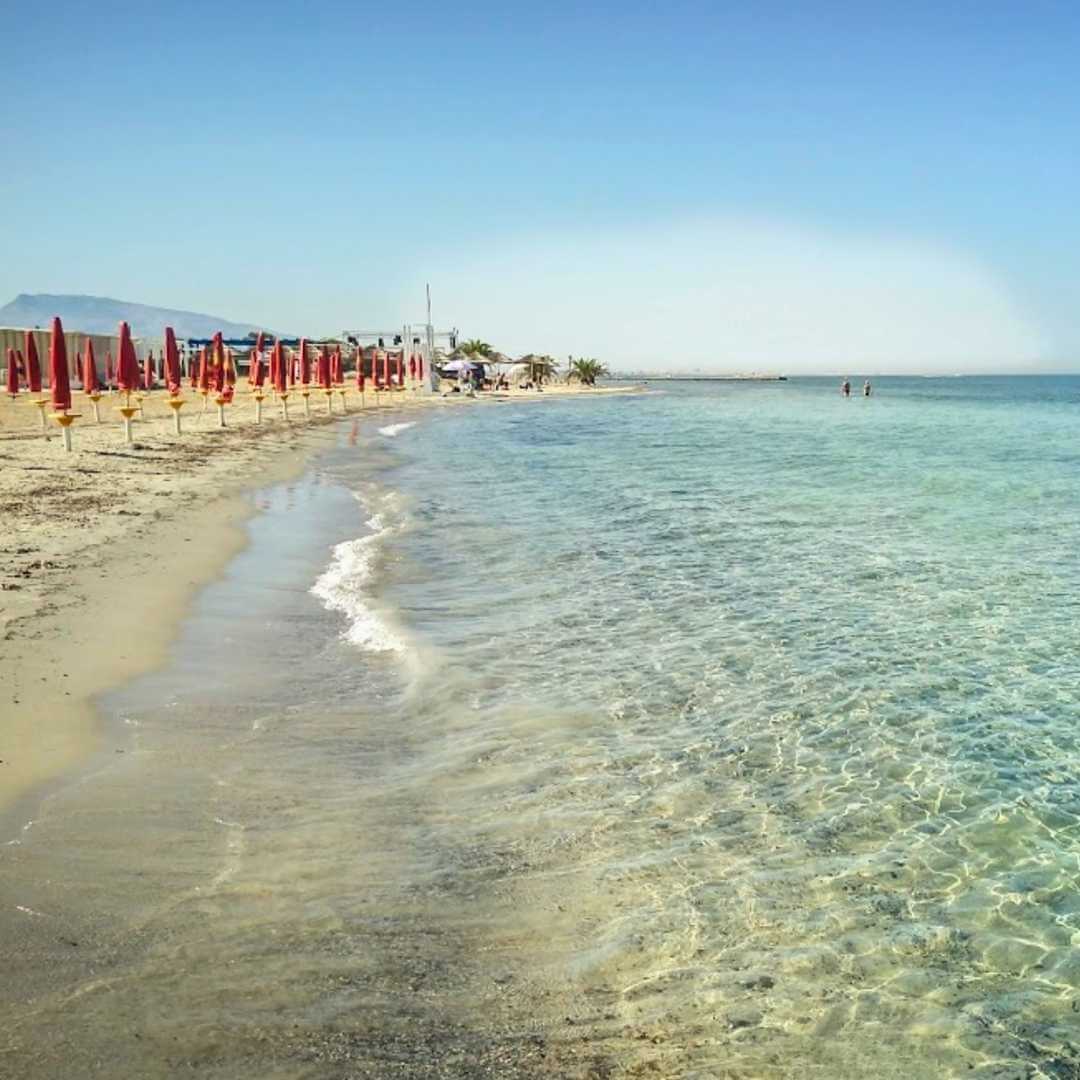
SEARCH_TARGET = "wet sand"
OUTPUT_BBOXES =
[0,444,658,1080]
[0,382,638,822]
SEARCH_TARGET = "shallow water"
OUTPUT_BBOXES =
[3,380,1080,1078]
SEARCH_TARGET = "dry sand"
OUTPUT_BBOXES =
[0,381,640,824]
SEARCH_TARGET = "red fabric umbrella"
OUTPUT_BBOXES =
[144,350,155,390]
[418,354,424,380]
[382,349,390,389]
[5,348,18,396]
[318,346,331,389]
[223,348,236,401]
[164,327,181,394]
[271,341,286,393]
[83,339,99,393]
[210,333,225,393]
[249,347,264,388]
[298,339,310,386]
[49,317,72,412]
[197,347,210,392]
[25,331,42,393]
[116,321,140,393]
[409,354,417,380]
[355,349,365,391]
[395,351,403,387]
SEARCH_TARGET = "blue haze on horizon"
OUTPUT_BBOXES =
[4,1,1080,373]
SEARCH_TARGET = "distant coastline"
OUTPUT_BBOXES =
[608,373,787,381]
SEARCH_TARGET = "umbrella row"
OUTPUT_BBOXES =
[3,319,429,448]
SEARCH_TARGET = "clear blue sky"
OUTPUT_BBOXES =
[5,1,1080,371]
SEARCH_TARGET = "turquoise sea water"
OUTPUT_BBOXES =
[4,377,1080,1078]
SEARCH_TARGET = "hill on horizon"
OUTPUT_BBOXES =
[0,293,278,340]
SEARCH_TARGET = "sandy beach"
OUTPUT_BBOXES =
[0,381,639,825]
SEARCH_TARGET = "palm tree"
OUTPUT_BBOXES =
[567,357,609,386]
[459,339,493,359]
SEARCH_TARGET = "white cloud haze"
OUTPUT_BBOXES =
[430,217,1050,374]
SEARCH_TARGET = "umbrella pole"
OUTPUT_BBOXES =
[119,405,137,444]
[280,393,289,421]
[302,390,311,417]
[339,389,348,412]
[34,399,48,431]
[215,395,227,427]
[254,393,264,425]
[88,394,101,423]
[325,390,333,415]
[52,412,77,452]
[168,397,184,435]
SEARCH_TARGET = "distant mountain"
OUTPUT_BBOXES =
[0,293,278,340]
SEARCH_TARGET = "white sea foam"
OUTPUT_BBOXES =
[310,508,404,653]
[378,421,416,437]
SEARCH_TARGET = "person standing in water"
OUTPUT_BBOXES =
[841,378,851,397]
[863,379,872,397]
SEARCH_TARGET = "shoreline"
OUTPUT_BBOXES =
[0,382,643,832]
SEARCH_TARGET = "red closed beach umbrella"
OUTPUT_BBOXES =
[355,348,365,391]
[197,347,209,393]
[25,331,42,393]
[318,346,331,389]
[299,338,310,386]
[418,353,424,380]
[210,333,225,393]
[395,350,403,387]
[116,322,140,394]
[223,348,236,401]
[83,339,99,393]
[382,349,390,389]
[409,354,417,380]
[6,348,18,397]
[49,317,72,412]
[271,341,286,393]
[250,347,264,388]
[164,327,181,395]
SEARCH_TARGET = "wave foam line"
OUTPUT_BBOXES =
[378,421,416,437]
[310,512,404,654]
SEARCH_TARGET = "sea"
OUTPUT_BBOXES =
[4,376,1080,1079]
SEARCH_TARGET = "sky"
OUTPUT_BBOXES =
[4,1,1080,373]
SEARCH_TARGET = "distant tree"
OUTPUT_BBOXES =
[459,339,493,358]
[567,358,609,386]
